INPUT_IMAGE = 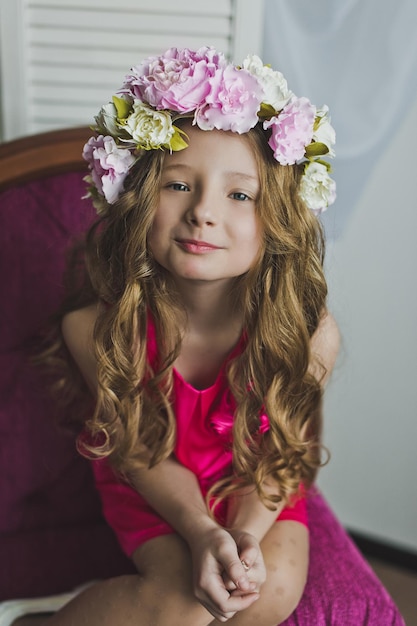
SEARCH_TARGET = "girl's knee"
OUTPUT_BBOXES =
[257,578,305,626]
[257,521,308,624]
[275,583,305,624]
[44,575,145,625]
[96,573,210,626]
[132,536,211,625]
[138,559,213,625]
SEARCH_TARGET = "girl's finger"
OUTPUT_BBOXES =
[205,592,260,620]
[199,575,259,619]
[222,575,237,591]
[236,536,260,570]
[200,601,236,622]
[223,558,256,593]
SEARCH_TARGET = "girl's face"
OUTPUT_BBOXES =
[148,125,262,288]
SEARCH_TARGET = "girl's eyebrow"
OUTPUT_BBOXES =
[225,171,259,183]
[162,163,193,173]
[163,163,258,183]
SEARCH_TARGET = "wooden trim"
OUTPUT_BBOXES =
[0,126,91,191]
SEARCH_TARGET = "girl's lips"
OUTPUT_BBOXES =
[176,239,222,254]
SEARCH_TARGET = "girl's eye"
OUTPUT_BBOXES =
[230,192,251,201]
[168,182,190,192]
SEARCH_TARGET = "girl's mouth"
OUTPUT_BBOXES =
[176,239,222,254]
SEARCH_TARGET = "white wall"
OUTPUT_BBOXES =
[318,91,417,552]
[261,0,417,553]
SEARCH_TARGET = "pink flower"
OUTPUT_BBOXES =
[121,47,225,113]
[263,97,316,165]
[195,65,264,134]
[82,135,135,204]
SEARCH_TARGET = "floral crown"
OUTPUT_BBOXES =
[83,46,336,216]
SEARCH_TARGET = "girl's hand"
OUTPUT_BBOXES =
[189,526,260,622]
[222,529,266,596]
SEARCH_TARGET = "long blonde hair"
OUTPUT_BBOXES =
[49,123,327,511]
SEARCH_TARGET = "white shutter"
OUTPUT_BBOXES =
[0,0,264,140]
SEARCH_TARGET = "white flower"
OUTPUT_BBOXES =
[242,54,293,111]
[94,102,120,137]
[299,161,336,214]
[83,48,337,214]
[313,106,336,157]
[124,102,175,149]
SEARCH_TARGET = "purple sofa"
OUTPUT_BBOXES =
[0,130,405,625]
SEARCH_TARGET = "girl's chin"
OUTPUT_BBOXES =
[171,270,236,286]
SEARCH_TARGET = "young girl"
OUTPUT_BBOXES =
[45,47,340,625]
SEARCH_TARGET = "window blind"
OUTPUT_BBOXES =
[0,0,264,139]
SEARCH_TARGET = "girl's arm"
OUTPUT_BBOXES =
[61,306,339,619]
[222,482,283,595]
[131,311,341,612]
[128,455,261,619]
[62,306,259,621]
[224,310,341,585]
[226,482,285,544]
[310,310,340,387]
[228,312,340,533]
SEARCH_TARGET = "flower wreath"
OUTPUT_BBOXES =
[83,47,336,216]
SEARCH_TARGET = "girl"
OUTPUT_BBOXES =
[45,47,340,625]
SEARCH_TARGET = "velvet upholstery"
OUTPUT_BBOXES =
[0,171,135,602]
[0,144,405,624]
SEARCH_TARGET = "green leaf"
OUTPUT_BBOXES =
[305,142,329,158]
[170,126,189,151]
[258,103,278,119]
[112,96,131,121]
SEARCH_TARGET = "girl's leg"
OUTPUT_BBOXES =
[209,521,309,626]
[43,534,213,626]
[43,521,308,626]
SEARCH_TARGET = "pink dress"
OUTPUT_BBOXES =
[92,317,307,557]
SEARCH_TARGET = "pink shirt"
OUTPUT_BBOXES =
[92,316,307,556]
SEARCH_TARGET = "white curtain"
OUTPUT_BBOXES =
[262,0,417,235]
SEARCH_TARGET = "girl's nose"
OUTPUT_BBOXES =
[185,194,218,226]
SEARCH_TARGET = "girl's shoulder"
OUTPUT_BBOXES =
[61,302,100,392]
[309,311,340,387]
[61,303,99,346]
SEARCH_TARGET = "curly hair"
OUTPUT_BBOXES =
[44,122,328,512]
